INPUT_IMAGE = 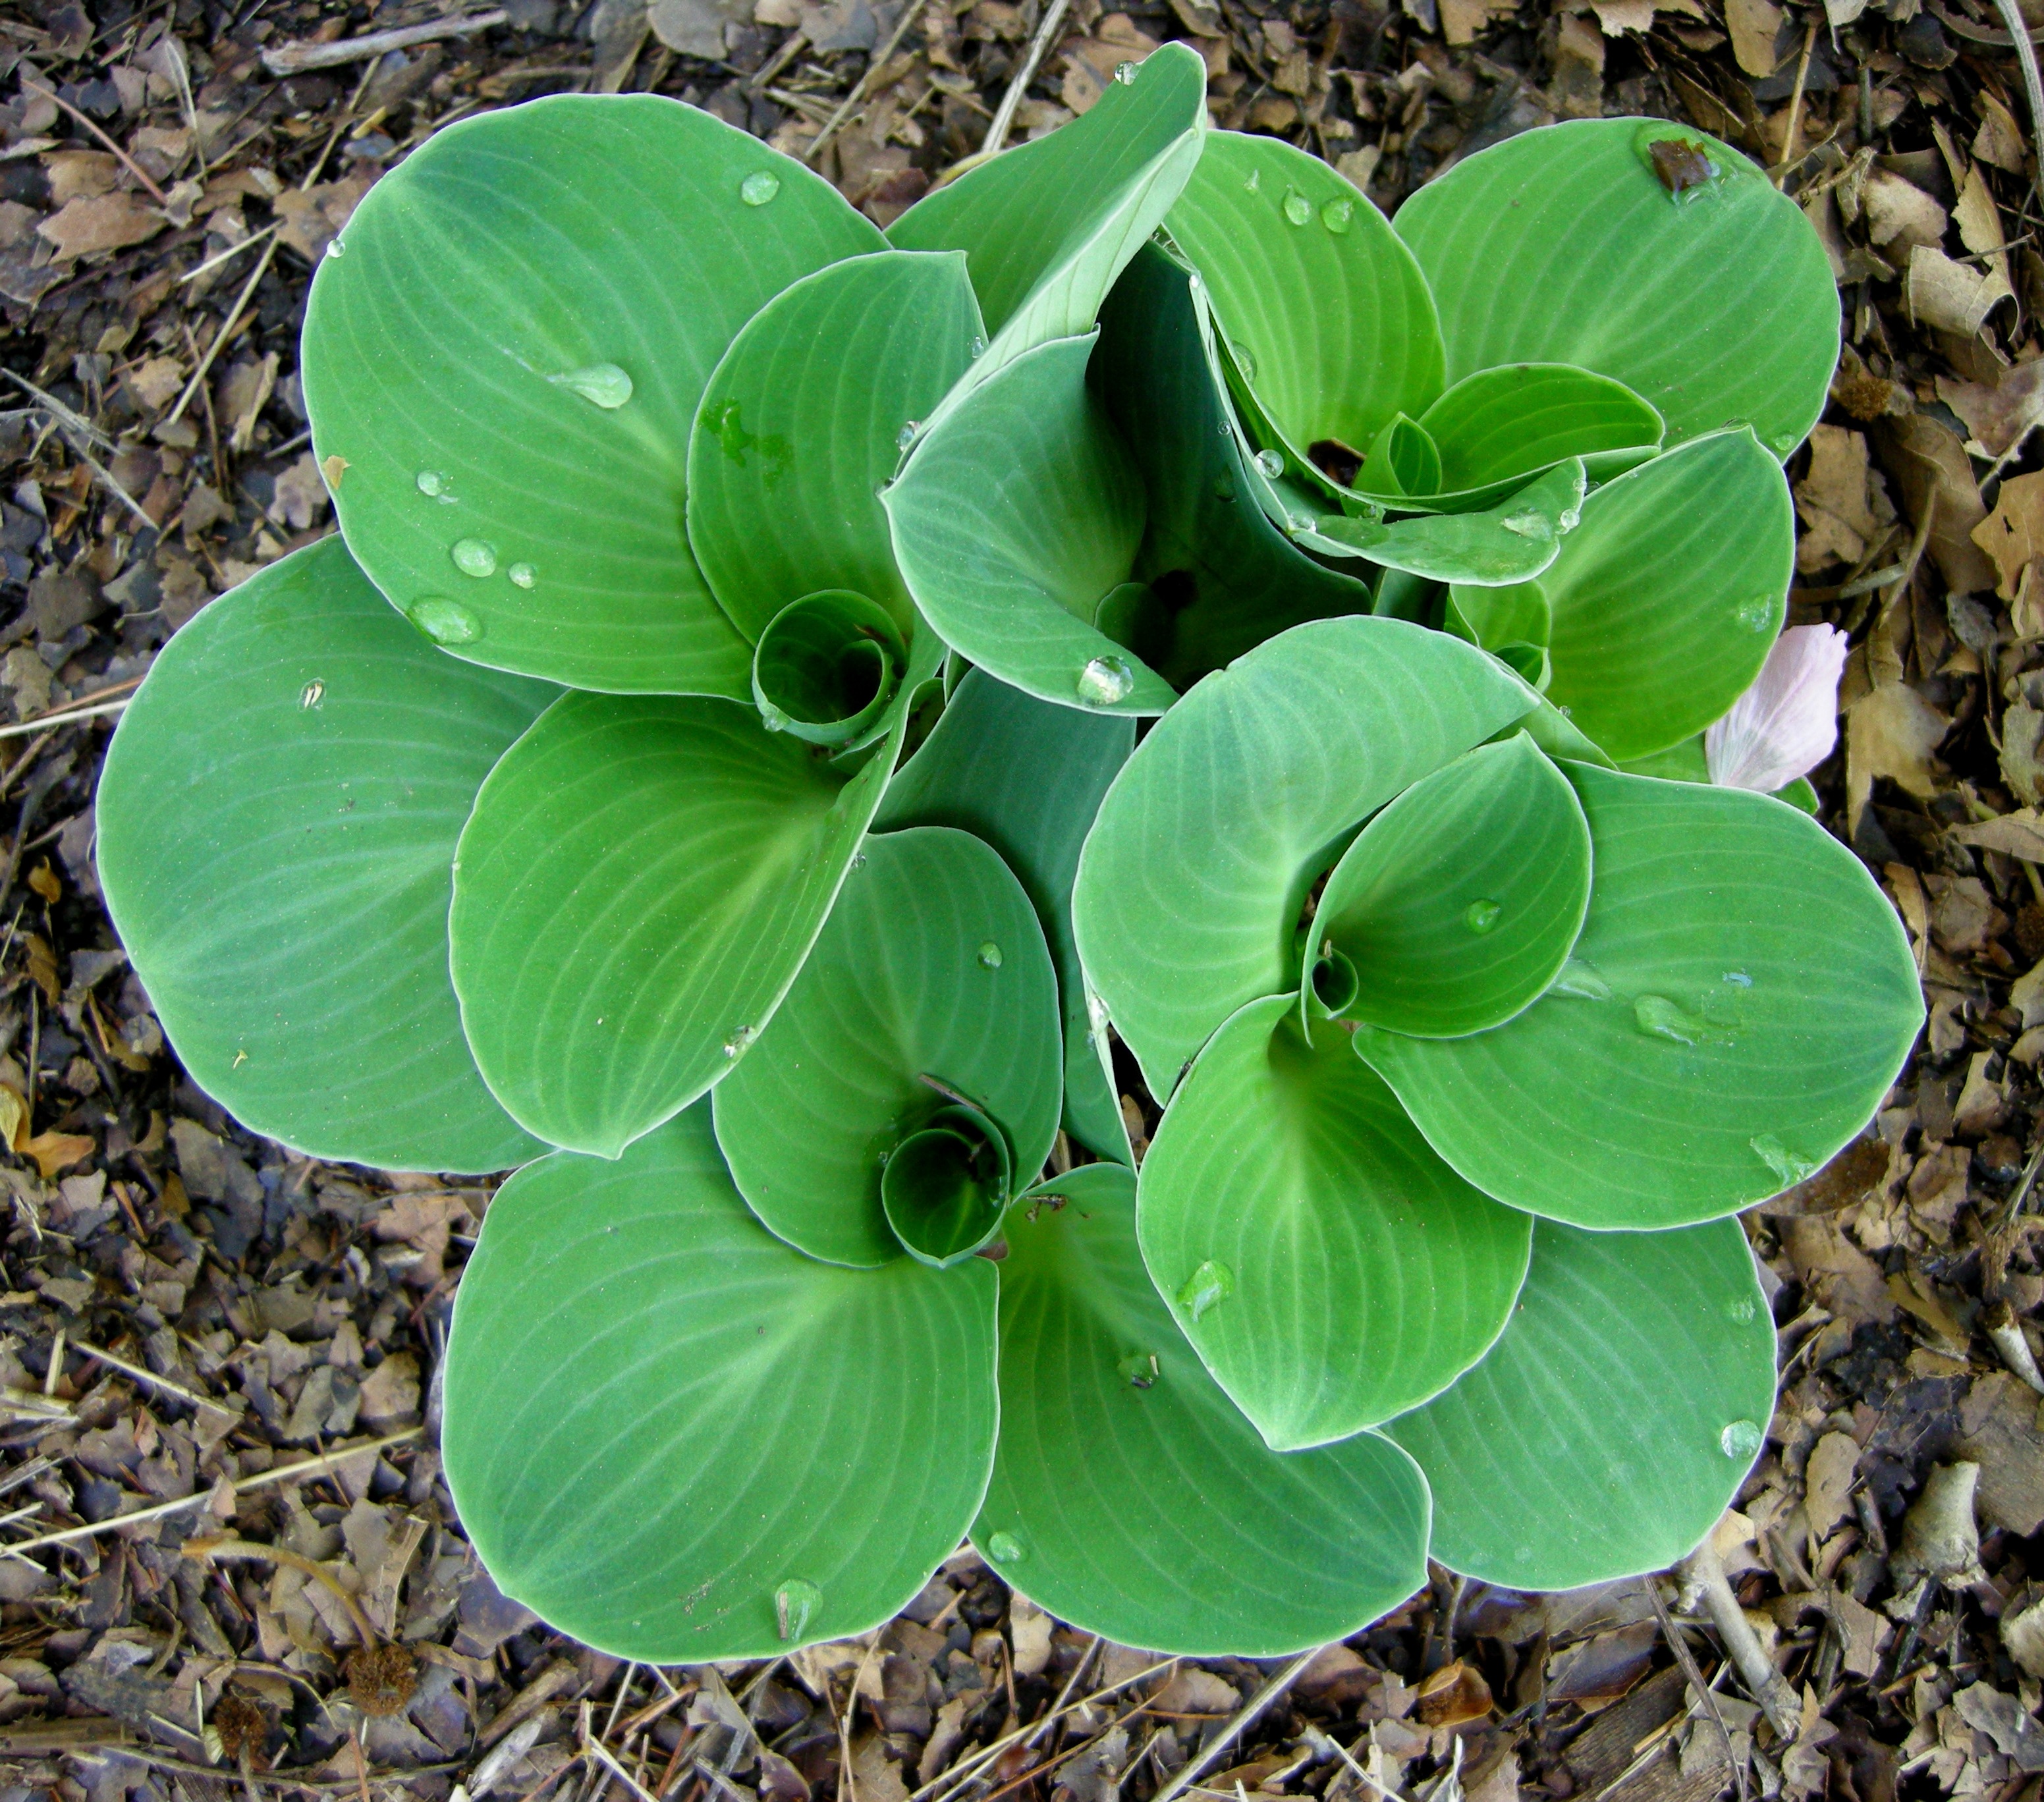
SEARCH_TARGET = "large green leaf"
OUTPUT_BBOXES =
[96,537,550,1173]
[1164,132,1442,491]
[1302,460,1586,586]
[1393,119,1838,455]
[886,45,1205,387]
[1137,996,1531,1450]
[1074,616,1533,1100]
[876,669,1134,1161]
[302,94,881,694]
[1404,363,1663,502]
[1386,1217,1776,1591]
[451,694,903,1157]
[443,1106,997,1660]
[1358,764,1923,1228]
[712,826,1061,1267]
[883,335,1173,715]
[686,250,983,643]
[977,1162,1429,1653]
[1315,735,1590,1039]
[1450,429,1792,763]
[1092,241,1372,689]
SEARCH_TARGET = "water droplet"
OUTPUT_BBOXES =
[723,1025,757,1058]
[850,852,867,869]
[1213,472,1236,503]
[1242,167,1261,193]
[897,420,919,450]
[774,1578,822,1642]
[407,597,483,645]
[1321,196,1354,233]
[509,562,537,589]
[1113,59,1137,83]
[1253,447,1284,479]
[415,470,447,497]
[451,537,498,578]
[548,363,634,410]
[300,680,325,709]
[326,237,346,257]
[759,703,788,734]
[1086,989,1111,1034]
[1770,431,1798,455]
[1076,654,1134,707]
[1499,510,1551,540]
[1723,971,1753,987]
[1720,1419,1763,1461]
[986,1530,1026,1563]
[1116,1352,1159,1388]
[1176,1259,1234,1321]
[740,169,782,205]
[1735,596,1775,632]
[1726,1294,1757,1323]
[1750,1133,1817,1187]
[1464,898,1502,934]
[977,941,1003,969]
[1557,504,1581,532]
[1282,187,1312,226]
[1287,512,1314,535]
[1230,340,1257,381]
[1551,958,1611,1001]
[1634,994,1730,1047]
[969,335,987,360]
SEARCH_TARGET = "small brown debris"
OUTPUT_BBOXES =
[210,1692,270,1768]
[1309,438,1366,486]
[345,1640,420,1716]
[1647,136,1716,195]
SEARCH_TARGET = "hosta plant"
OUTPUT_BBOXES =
[95,49,1923,1662]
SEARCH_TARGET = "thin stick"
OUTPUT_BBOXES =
[1646,1577,1747,1802]
[1987,0,2044,169]
[0,698,131,742]
[1775,21,1816,188]
[1676,1539,1799,1739]
[806,0,925,164]
[179,221,281,286]
[1149,1646,1327,1802]
[981,0,1072,155]
[72,1338,232,1415]
[262,10,509,75]
[19,78,169,204]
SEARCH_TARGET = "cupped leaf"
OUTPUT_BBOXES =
[883,335,1173,715]
[304,94,883,694]
[887,45,1206,386]
[443,1105,997,1660]
[687,250,983,642]
[752,589,906,748]
[1358,763,1923,1228]
[1393,119,1838,455]
[1315,736,1590,1039]
[1385,1216,1775,1591]
[1164,131,1443,490]
[1304,460,1586,586]
[875,669,1133,1161]
[1072,616,1533,1101]
[96,538,551,1173]
[1092,241,1371,690]
[883,1101,1014,1268]
[1361,414,1442,499]
[977,1161,1430,1653]
[1137,996,1532,1450]
[712,825,1061,1267]
[451,692,906,1157]
[1450,429,1792,763]
[1406,363,1663,499]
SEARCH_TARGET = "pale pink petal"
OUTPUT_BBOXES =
[1705,624,1850,793]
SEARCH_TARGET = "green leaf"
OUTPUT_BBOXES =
[752,589,909,748]
[1315,735,1591,1039]
[1091,241,1371,690]
[1618,734,1819,811]
[886,45,1206,385]
[687,250,984,643]
[1450,430,1792,763]
[712,825,1062,1267]
[1137,996,1532,1450]
[977,1161,1431,1653]
[1163,131,1443,487]
[1361,414,1442,499]
[1393,119,1838,456]
[451,693,904,1157]
[1407,363,1663,500]
[443,1105,997,1660]
[1358,763,1923,1228]
[96,537,551,1173]
[1301,460,1586,589]
[883,335,1174,715]
[302,94,881,694]
[1385,1216,1776,1590]
[1072,616,1533,1101]
[875,669,1134,1161]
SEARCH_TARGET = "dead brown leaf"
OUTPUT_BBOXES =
[37,192,165,261]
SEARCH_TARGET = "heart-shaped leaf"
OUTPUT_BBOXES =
[883,334,1174,715]
[1315,734,1591,1039]
[687,250,985,643]
[443,1105,997,1660]
[96,537,551,1173]
[1304,460,1586,586]
[876,669,1134,1162]
[303,94,881,694]
[451,687,914,1157]
[713,825,1062,1267]
[1137,995,1532,1450]
[1073,616,1533,1101]
[1358,763,1923,1228]
[1385,1216,1775,1590]
[1393,119,1838,456]
[976,1162,1430,1652]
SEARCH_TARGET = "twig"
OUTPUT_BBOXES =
[185,1535,379,1649]
[18,78,169,204]
[1149,1645,1328,1802]
[72,1338,232,1415]
[1677,1539,1800,1739]
[805,0,925,164]
[179,221,281,286]
[1775,21,1816,188]
[0,698,132,743]
[261,10,509,75]
[1646,1576,1748,1802]
[981,0,1073,154]
[1986,0,2044,169]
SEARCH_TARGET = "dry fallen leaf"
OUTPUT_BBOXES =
[1973,469,2044,598]
[23,1130,96,1179]
[1875,413,1999,593]
[37,192,165,261]
[1974,92,2026,174]
[1864,170,1948,256]
[1723,0,1784,74]
[1939,360,2044,460]
[1906,243,2015,338]
[1847,680,1951,831]
[1794,424,1889,570]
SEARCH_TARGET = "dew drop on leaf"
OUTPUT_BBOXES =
[326,237,346,257]
[300,680,325,709]
[509,562,537,589]
[740,169,783,205]
[1116,1352,1159,1388]
[897,420,920,450]
[548,363,634,410]
[1213,472,1236,503]
[1113,59,1137,83]
[1230,340,1258,381]
[1723,971,1753,987]
[1242,167,1261,193]
[723,1025,757,1058]
[1253,447,1284,479]
[1750,1133,1817,1187]
[451,538,497,578]
[1725,1294,1758,1323]
[1281,187,1312,226]
[969,335,987,360]
[1719,1418,1763,1461]
[774,1578,822,1642]
[977,941,1003,969]
[1634,994,1731,1047]
[415,470,447,497]
[1735,597,1774,632]
[1076,655,1134,707]
[1463,898,1503,933]
[407,597,483,645]
[1321,196,1354,234]
[1499,510,1551,541]
[1549,957,1611,1001]
[986,1530,1027,1563]
[1177,1259,1234,1321]
[1770,432,1799,455]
